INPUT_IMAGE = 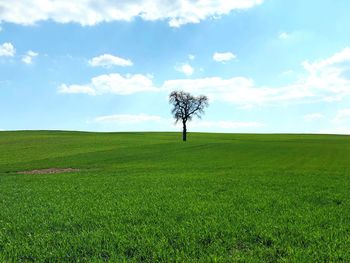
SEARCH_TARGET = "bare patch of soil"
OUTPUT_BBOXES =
[18,168,80,175]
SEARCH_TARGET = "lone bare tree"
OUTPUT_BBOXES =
[169,90,209,141]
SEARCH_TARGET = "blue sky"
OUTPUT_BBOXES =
[1,0,350,133]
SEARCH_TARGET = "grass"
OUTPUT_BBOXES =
[0,131,349,262]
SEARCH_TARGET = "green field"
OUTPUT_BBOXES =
[0,131,349,262]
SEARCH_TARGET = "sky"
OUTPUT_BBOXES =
[1,0,350,133]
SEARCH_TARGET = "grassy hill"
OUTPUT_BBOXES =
[0,131,349,261]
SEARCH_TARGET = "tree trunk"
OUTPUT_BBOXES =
[182,121,187,141]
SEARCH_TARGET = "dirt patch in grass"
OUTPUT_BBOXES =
[18,168,80,175]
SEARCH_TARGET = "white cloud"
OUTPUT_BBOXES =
[213,52,236,62]
[0,0,263,27]
[22,50,38,64]
[202,47,350,106]
[300,47,350,102]
[302,48,350,73]
[88,54,133,67]
[94,113,162,124]
[161,77,314,107]
[278,32,290,40]
[0,42,15,57]
[59,47,350,108]
[58,73,158,95]
[175,63,194,76]
[163,46,350,106]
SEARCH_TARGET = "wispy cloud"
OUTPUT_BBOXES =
[302,48,350,74]
[300,47,350,102]
[304,113,324,122]
[318,109,350,135]
[190,120,264,129]
[93,114,264,132]
[58,84,96,96]
[0,0,263,27]
[94,114,162,124]
[88,54,133,67]
[161,76,312,107]
[333,109,350,124]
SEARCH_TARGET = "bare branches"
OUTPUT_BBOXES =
[169,91,208,121]
[169,90,209,141]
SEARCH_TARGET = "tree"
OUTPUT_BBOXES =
[169,90,209,141]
